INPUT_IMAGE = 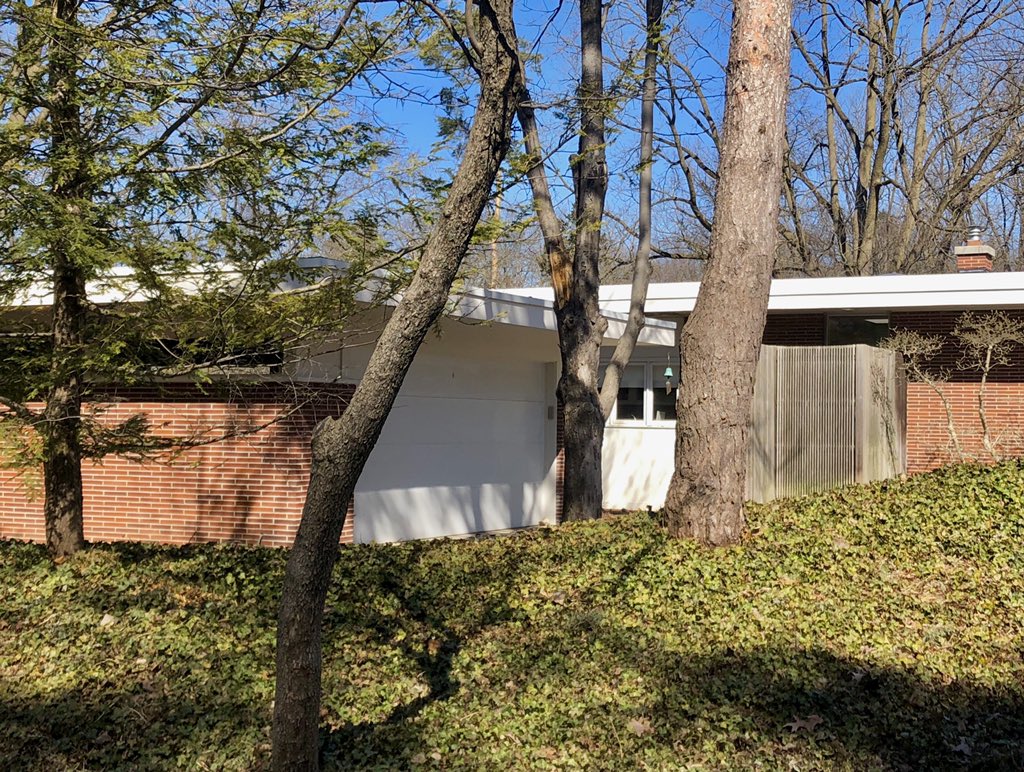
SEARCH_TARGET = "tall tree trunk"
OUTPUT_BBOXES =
[664,0,793,545]
[598,0,663,419]
[554,0,609,521]
[270,3,523,769]
[44,0,87,557]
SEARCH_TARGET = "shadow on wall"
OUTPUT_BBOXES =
[187,392,348,544]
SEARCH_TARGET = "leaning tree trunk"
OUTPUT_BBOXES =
[43,0,88,557]
[270,3,524,769]
[664,0,793,545]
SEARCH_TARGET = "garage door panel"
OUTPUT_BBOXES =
[400,356,546,401]
[377,397,545,446]
[354,360,555,543]
[357,441,545,491]
[355,481,545,542]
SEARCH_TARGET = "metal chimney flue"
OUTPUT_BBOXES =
[955,225,994,272]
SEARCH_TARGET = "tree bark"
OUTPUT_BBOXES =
[664,0,793,545]
[516,0,609,522]
[43,0,88,557]
[270,2,523,769]
[555,0,609,522]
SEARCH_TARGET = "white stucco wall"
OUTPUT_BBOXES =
[600,343,679,511]
[602,426,675,510]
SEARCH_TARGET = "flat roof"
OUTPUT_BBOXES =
[502,272,1024,316]
[439,286,676,346]
[4,267,677,347]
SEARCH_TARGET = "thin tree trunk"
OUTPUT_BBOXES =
[819,0,848,265]
[516,0,609,522]
[43,0,87,557]
[860,1,899,274]
[270,3,523,769]
[852,0,878,274]
[489,185,502,288]
[598,0,663,418]
[889,0,931,271]
[978,346,999,461]
[664,0,793,545]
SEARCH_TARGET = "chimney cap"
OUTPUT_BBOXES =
[954,226,994,272]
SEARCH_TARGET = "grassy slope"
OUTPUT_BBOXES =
[2,463,1024,770]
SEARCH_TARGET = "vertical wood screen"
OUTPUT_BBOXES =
[746,345,906,502]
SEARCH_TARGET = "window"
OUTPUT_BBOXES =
[652,371,678,421]
[613,365,645,421]
[826,315,890,346]
[602,353,680,425]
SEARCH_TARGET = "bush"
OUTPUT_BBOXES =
[3,462,1024,769]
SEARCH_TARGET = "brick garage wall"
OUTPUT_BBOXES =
[0,383,355,547]
[555,399,564,524]
[892,311,1024,472]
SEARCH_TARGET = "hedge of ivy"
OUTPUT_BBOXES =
[3,462,1024,770]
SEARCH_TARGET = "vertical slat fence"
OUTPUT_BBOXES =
[746,344,906,503]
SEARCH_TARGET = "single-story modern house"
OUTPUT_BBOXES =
[2,237,1023,545]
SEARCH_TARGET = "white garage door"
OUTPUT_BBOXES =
[354,354,556,543]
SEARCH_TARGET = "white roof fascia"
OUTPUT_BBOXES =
[506,272,1024,315]
[7,270,677,346]
[446,287,676,346]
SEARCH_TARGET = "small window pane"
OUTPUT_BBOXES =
[826,316,890,346]
[614,365,645,421]
[652,374,678,422]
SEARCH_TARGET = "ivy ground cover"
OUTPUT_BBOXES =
[2,462,1024,770]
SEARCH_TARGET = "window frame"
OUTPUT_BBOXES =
[824,314,891,347]
[603,354,679,428]
[609,363,647,424]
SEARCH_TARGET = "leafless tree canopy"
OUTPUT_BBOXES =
[658,0,1024,276]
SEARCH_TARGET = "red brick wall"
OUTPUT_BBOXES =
[890,311,1024,382]
[891,311,1024,472]
[0,383,355,547]
[905,382,1024,472]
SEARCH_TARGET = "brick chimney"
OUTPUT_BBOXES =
[954,225,994,272]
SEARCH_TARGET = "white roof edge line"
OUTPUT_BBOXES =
[457,286,676,330]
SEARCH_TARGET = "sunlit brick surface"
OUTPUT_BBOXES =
[0,384,355,546]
